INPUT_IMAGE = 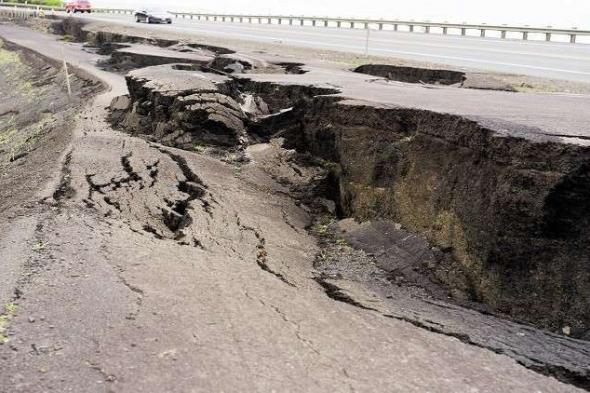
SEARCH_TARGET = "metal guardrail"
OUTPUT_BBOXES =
[0,4,49,19]
[1,2,588,44]
[164,12,590,43]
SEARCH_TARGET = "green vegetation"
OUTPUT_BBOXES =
[0,303,17,344]
[32,241,46,251]
[0,46,20,66]
[11,0,62,6]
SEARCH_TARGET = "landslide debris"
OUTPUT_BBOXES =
[109,63,337,150]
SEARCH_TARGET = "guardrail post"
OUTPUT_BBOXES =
[337,21,341,28]
[480,29,485,37]
[289,18,293,25]
[267,17,271,24]
[393,23,398,31]
[324,20,328,27]
[522,31,528,40]
[364,22,368,29]
[501,30,506,39]
[461,27,466,35]
[350,21,354,28]
[221,16,225,22]
[300,19,304,26]
[570,33,576,43]
[248,17,252,23]
[442,26,448,34]
[312,19,316,26]
[278,18,281,24]
[378,23,383,30]
[545,32,551,41]
[425,25,430,33]
[258,17,261,23]
[409,24,414,32]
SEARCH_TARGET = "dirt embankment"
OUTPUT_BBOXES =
[0,38,100,215]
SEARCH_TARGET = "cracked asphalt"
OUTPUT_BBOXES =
[0,23,586,392]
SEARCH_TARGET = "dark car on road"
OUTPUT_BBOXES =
[134,9,172,24]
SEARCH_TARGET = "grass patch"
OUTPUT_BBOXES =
[0,47,21,67]
[60,34,75,42]
[0,303,17,344]
[32,241,45,251]
[12,0,62,5]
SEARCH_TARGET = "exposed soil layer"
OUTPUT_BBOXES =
[289,98,590,338]
[109,63,338,149]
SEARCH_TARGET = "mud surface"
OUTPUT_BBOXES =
[1,19,590,392]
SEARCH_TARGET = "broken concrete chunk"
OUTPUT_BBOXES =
[109,95,131,111]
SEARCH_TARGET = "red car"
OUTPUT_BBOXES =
[65,0,92,13]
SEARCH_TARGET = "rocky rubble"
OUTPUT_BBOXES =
[111,64,248,147]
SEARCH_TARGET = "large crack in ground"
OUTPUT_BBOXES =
[9,18,588,390]
[236,214,297,287]
[105,58,590,389]
[315,274,590,390]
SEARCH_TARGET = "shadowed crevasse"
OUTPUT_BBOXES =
[354,64,466,85]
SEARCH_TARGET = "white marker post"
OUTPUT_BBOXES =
[60,45,72,100]
[364,25,370,57]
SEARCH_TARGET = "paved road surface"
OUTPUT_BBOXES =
[75,12,590,83]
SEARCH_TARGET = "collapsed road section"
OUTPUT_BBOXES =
[90,25,590,386]
[108,51,590,339]
[1,16,590,392]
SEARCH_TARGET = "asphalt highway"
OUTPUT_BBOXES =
[77,12,590,83]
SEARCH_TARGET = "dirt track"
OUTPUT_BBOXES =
[1,19,590,392]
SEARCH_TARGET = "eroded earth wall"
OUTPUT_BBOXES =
[288,98,590,336]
